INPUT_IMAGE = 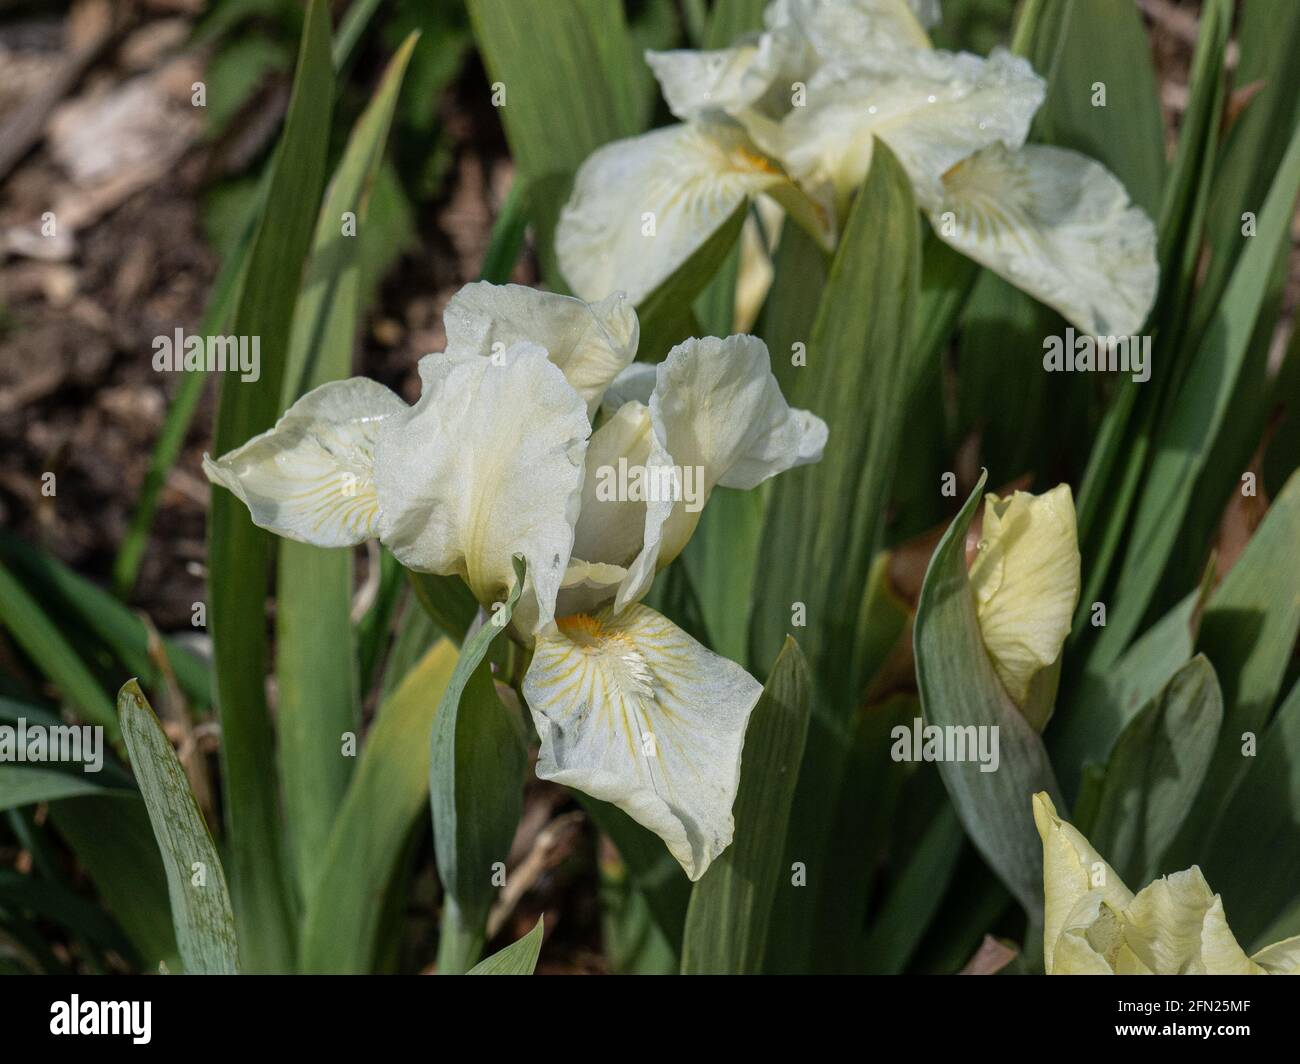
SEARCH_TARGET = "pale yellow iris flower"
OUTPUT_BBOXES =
[1034,793,1300,974]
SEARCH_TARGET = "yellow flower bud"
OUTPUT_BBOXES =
[969,485,1080,728]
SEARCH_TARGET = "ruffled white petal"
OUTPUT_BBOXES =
[776,47,1043,211]
[556,121,792,305]
[372,343,588,631]
[646,34,791,122]
[769,0,933,58]
[203,378,407,547]
[443,282,638,418]
[645,333,826,569]
[931,143,1159,336]
[523,604,762,880]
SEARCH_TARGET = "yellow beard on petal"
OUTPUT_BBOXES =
[555,613,658,705]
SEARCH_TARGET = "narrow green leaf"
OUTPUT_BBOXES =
[704,0,766,47]
[115,2,400,599]
[276,31,419,912]
[467,916,544,975]
[1203,677,1300,949]
[0,531,209,710]
[1198,0,1300,315]
[408,570,480,645]
[760,221,828,397]
[1087,655,1223,885]
[751,142,920,694]
[636,204,746,362]
[754,144,920,971]
[813,694,915,972]
[597,845,678,974]
[357,548,405,695]
[681,638,811,974]
[467,0,635,283]
[576,0,644,134]
[679,485,764,665]
[580,794,691,953]
[332,0,384,69]
[0,767,118,812]
[691,234,740,338]
[431,557,527,973]
[1092,106,1300,666]
[0,559,116,738]
[118,680,238,974]
[48,796,178,968]
[913,471,1064,921]
[1052,567,1213,798]
[1071,0,1231,638]
[1018,0,1164,216]
[477,181,529,284]
[861,804,966,974]
[1170,468,1300,858]
[206,0,335,972]
[300,639,459,973]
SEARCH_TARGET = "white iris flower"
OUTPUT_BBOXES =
[205,281,827,881]
[557,0,1158,338]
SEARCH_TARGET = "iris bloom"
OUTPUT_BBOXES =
[557,0,1157,338]
[968,485,1080,729]
[205,281,827,880]
[1034,794,1300,974]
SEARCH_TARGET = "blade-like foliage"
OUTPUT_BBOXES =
[118,681,238,975]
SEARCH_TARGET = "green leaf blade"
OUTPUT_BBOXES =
[118,681,238,975]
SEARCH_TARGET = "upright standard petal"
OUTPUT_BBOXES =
[770,0,934,59]
[203,377,407,547]
[968,484,1080,723]
[372,343,589,631]
[443,282,638,418]
[523,604,762,880]
[556,121,794,306]
[1117,869,1262,975]
[606,335,827,610]
[571,400,656,574]
[776,47,1043,212]
[1033,793,1133,975]
[645,33,791,122]
[931,143,1159,336]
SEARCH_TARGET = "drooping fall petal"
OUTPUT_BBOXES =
[523,603,762,881]
[930,143,1159,336]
